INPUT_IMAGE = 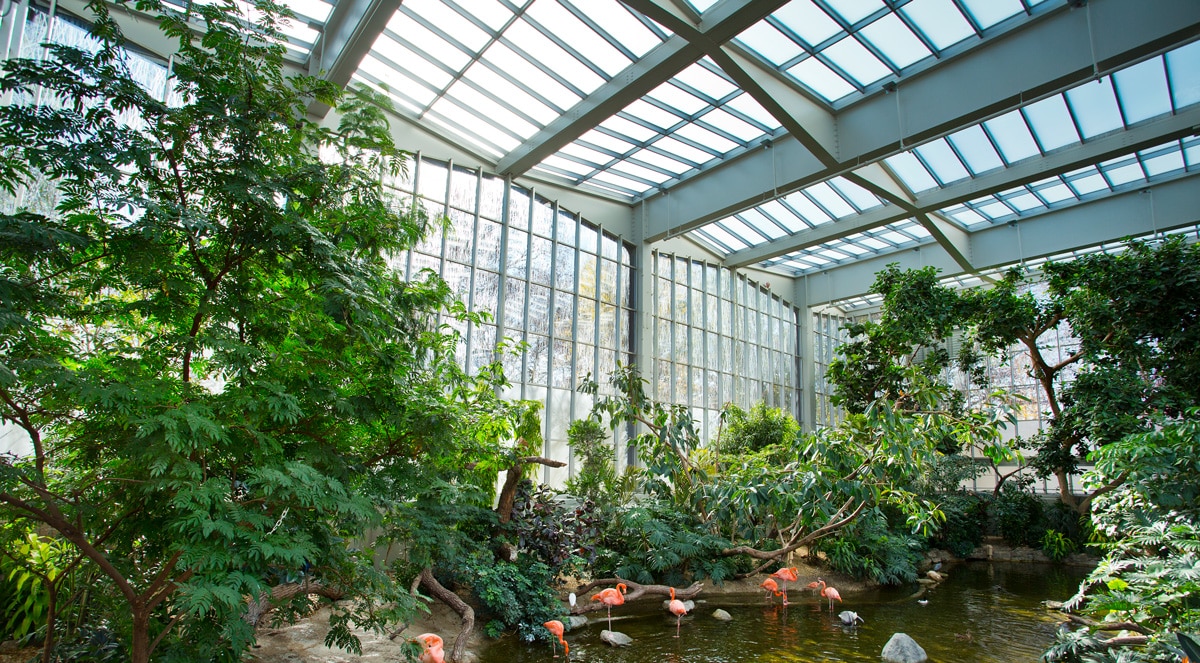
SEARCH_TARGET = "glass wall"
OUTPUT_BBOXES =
[650,251,802,444]
[383,156,636,483]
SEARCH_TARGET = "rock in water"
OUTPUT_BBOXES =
[837,610,864,625]
[926,570,945,583]
[600,630,633,647]
[881,633,928,663]
[661,599,695,612]
[712,609,732,622]
[567,616,588,630]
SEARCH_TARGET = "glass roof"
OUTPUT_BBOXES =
[693,38,1200,275]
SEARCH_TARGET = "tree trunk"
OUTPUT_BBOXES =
[131,608,151,663]
[418,568,474,663]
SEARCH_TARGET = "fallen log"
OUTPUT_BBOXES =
[569,579,703,615]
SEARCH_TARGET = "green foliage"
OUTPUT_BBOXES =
[1040,529,1076,563]
[511,480,600,572]
[564,418,616,505]
[814,509,922,585]
[930,492,989,558]
[0,531,62,642]
[990,484,1046,547]
[596,502,735,587]
[463,557,564,643]
[716,402,799,455]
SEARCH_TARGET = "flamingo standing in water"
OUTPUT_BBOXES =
[815,578,842,612]
[414,633,444,663]
[668,587,690,637]
[543,620,568,658]
[590,582,628,630]
[759,578,783,602]
[770,567,799,605]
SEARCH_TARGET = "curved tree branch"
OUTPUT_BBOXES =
[418,568,473,663]
[569,579,703,615]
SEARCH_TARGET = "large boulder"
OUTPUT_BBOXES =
[600,630,633,647]
[711,609,732,622]
[566,616,588,630]
[881,633,928,663]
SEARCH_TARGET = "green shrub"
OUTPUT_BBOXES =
[1040,529,1076,562]
[463,556,564,642]
[990,485,1045,547]
[717,402,799,455]
[564,419,616,505]
[815,509,921,586]
[594,502,735,587]
[930,492,989,557]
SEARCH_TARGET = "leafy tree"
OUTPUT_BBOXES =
[715,401,799,456]
[0,0,513,660]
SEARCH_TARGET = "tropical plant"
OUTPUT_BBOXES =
[929,492,989,558]
[990,482,1046,547]
[715,401,799,456]
[814,508,922,585]
[564,418,616,505]
[0,0,514,659]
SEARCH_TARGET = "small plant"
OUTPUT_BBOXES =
[511,481,600,571]
[1041,529,1076,562]
[565,418,616,504]
[464,556,564,642]
[717,402,799,456]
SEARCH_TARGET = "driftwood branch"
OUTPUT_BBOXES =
[569,579,703,615]
[495,454,567,525]
[244,579,345,627]
[419,568,474,663]
[1065,614,1151,635]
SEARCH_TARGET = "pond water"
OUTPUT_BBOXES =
[478,562,1088,662]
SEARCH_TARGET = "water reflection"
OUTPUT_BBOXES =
[478,562,1088,663]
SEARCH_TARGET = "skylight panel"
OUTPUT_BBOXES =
[354,73,427,116]
[701,108,768,143]
[737,21,804,66]
[738,208,787,240]
[1065,77,1123,139]
[464,0,515,31]
[901,0,974,51]
[624,99,683,130]
[1141,148,1185,177]
[722,216,771,245]
[359,54,439,105]
[725,93,783,130]
[1102,161,1144,186]
[674,123,739,152]
[787,57,856,101]
[823,36,892,85]
[561,142,615,167]
[443,81,538,138]
[1185,138,1200,167]
[857,235,889,251]
[812,245,851,263]
[984,109,1040,163]
[1166,41,1200,108]
[653,135,717,165]
[947,125,1003,174]
[1023,95,1080,152]
[483,43,581,109]
[946,206,988,227]
[581,129,636,155]
[631,148,692,174]
[700,225,750,252]
[806,182,856,218]
[977,200,1013,219]
[684,0,718,12]
[527,1,629,77]
[424,111,510,158]
[823,0,885,25]
[959,0,1023,30]
[590,170,649,195]
[859,13,933,70]
[884,152,939,193]
[782,191,833,226]
[1067,172,1109,196]
[915,139,970,185]
[463,63,558,125]
[612,159,672,184]
[1035,182,1075,204]
[648,82,707,115]
[601,115,658,143]
[1113,57,1172,124]
[900,223,931,240]
[756,200,796,228]
[572,0,665,58]
[773,1,841,47]
[878,230,912,245]
[407,0,491,52]
[284,0,332,22]
[542,154,596,178]
[372,35,453,90]
[675,60,738,100]
[829,177,882,210]
[507,20,604,95]
[388,13,471,70]
[1004,192,1043,212]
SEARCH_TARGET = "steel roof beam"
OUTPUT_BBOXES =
[306,0,401,118]
[642,0,1200,242]
[495,0,788,177]
[806,170,1200,305]
[725,102,1200,268]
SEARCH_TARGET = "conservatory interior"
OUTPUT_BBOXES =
[1,0,1198,661]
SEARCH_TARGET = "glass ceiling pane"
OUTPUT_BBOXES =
[674,60,738,100]
[984,109,1040,163]
[1023,95,1080,152]
[527,1,630,77]
[648,82,707,115]
[915,139,970,185]
[674,123,739,152]
[824,36,893,85]
[959,0,1023,30]
[737,21,804,66]
[725,93,783,131]
[782,191,832,226]
[901,0,975,51]
[859,13,932,70]
[653,136,715,165]
[823,0,885,25]
[1141,147,1185,177]
[702,108,766,142]
[829,177,883,211]
[1113,57,1172,124]
[774,0,841,47]
[739,209,788,239]
[1068,172,1109,196]
[1065,76,1123,139]
[572,1,665,59]
[506,20,603,95]
[884,151,939,192]
[948,125,1003,175]
[806,182,855,218]
[483,42,581,109]
[1166,41,1200,108]
[787,57,856,101]
[408,0,490,52]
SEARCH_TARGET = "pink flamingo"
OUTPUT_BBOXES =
[590,582,627,630]
[668,587,689,637]
[815,578,842,612]
[414,633,444,663]
[759,578,783,602]
[543,620,568,658]
[770,567,799,605]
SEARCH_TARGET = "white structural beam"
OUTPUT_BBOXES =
[496,0,788,177]
[306,0,401,118]
[725,102,1200,268]
[803,171,1200,306]
[642,0,1200,241]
